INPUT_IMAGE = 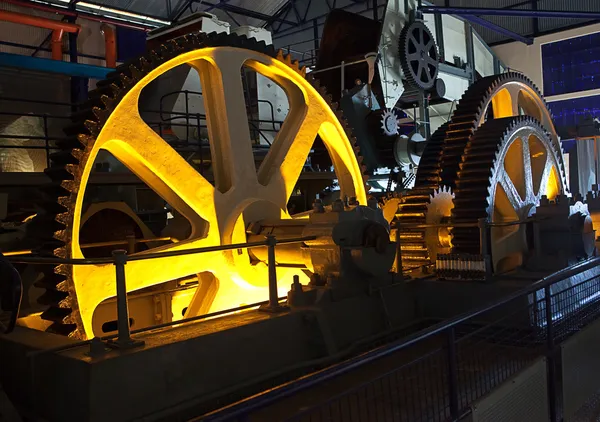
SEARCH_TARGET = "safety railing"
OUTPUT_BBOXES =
[5,234,316,351]
[0,95,285,174]
[198,257,600,422]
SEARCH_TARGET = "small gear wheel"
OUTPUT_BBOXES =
[399,20,439,90]
[425,186,454,260]
[381,108,399,136]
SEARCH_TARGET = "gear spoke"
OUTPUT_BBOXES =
[258,89,323,205]
[520,132,535,202]
[499,172,524,213]
[97,114,216,231]
[191,51,257,193]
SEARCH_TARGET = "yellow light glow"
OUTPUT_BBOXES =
[66,46,366,339]
[491,88,513,119]
[545,165,560,201]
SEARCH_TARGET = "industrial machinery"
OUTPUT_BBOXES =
[0,6,598,422]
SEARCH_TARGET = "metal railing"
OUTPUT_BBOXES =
[198,257,600,422]
[5,234,316,351]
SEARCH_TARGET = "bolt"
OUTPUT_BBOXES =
[313,198,325,213]
[332,199,345,212]
[368,197,379,210]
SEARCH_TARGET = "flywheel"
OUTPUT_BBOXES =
[37,32,368,339]
[397,71,566,271]
[451,116,566,272]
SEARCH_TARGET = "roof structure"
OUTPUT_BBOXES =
[33,0,600,46]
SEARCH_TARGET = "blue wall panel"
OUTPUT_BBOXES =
[116,27,147,63]
[542,32,600,96]
[548,95,600,129]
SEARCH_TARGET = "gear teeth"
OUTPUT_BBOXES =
[109,83,122,97]
[55,212,71,226]
[55,264,71,277]
[139,57,152,72]
[92,106,109,125]
[84,120,100,137]
[129,64,144,80]
[276,50,285,61]
[100,94,115,109]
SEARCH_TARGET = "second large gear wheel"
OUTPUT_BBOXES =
[37,32,368,339]
[397,72,567,272]
[451,116,566,272]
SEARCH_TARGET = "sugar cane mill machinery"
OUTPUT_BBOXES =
[0,8,598,422]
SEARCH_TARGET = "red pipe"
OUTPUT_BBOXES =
[101,24,116,68]
[50,28,65,60]
[0,9,79,32]
[0,9,79,61]
[3,0,152,32]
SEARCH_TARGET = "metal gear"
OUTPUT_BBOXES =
[425,186,454,261]
[380,109,399,136]
[396,71,565,271]
[439,71,566,194]
[398,20,439,91]
[451,116,566,272]
[36,32,369,339]
[395,124,449,269]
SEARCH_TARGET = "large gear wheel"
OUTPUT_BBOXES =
[36,32,368,339]
[451,116,566,272]
[399,20,439,91]
[397,71,566,271]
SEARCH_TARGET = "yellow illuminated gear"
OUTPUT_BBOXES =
[46,34,367,339]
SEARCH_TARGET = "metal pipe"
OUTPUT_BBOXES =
[7,236,317,265]
[100,24,116,68]
[0,9,79,62]
[420,6,600,19]
[266,236,279,310]
[50,28,65,61]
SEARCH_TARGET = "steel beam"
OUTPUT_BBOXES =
[420,6,600,19]
[201,1,296,25]
[464,14,533,45]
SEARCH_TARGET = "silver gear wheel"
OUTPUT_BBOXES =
[381,109,399,136]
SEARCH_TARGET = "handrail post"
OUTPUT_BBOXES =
[259,236,286,313]
[478,218,492,281]
[107,249,144,349]
[447,326,459,421]
[126,235,136,255]
[544,285,557,422]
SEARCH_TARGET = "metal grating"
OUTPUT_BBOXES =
[468,358,548,422]
[562,316,600,421]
